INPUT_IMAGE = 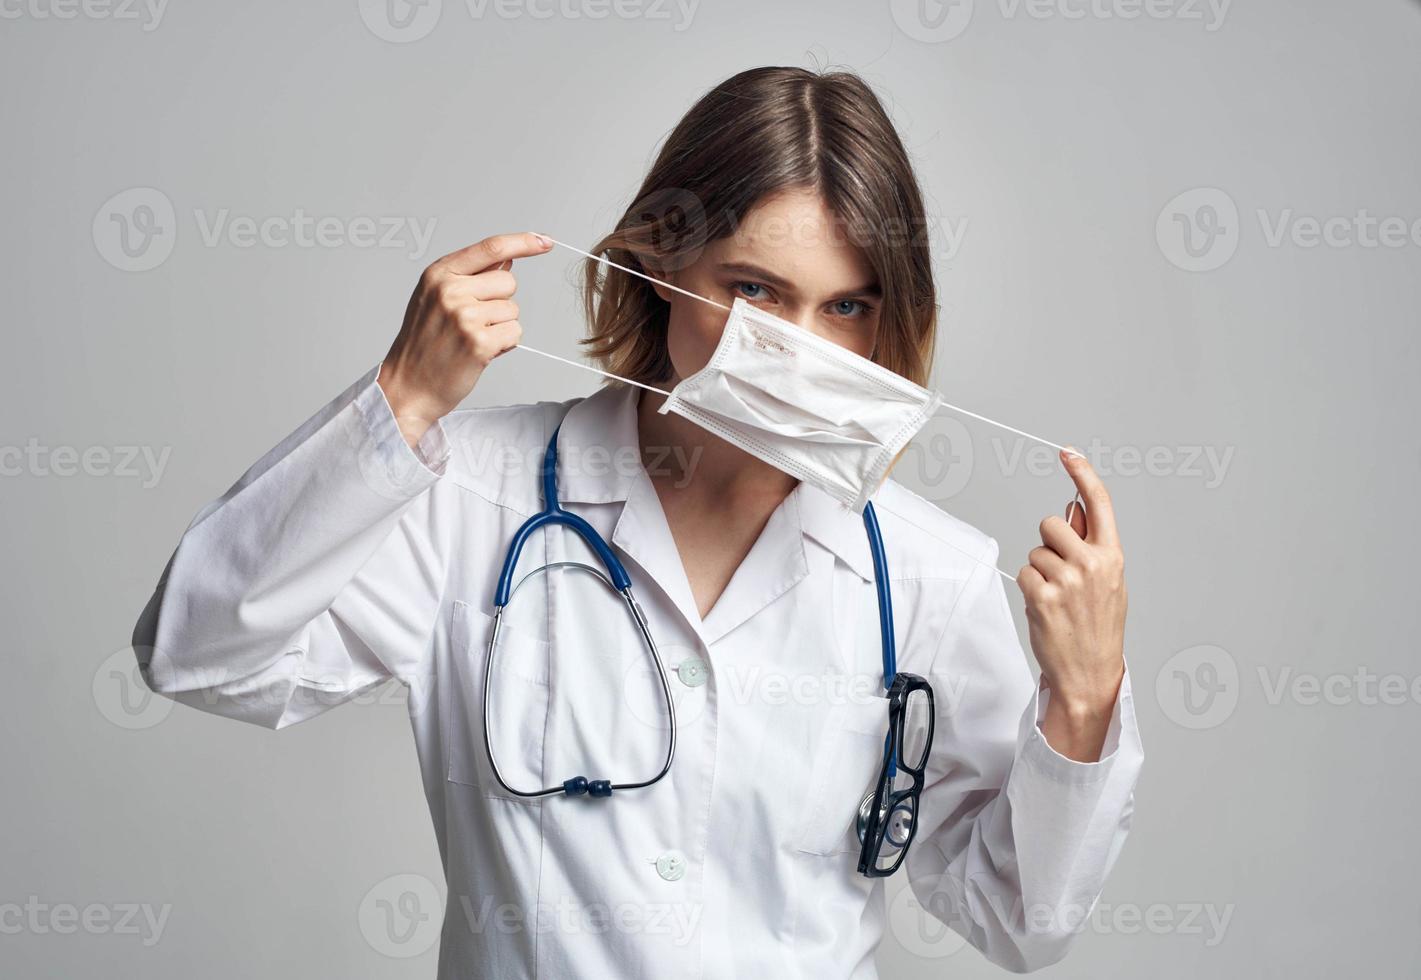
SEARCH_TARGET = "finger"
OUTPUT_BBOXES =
[433,272,519,310]
[459,299,519,328]
[1027,545,1069,582]
[482,319,523,359]
[1016,563,1046,598]
[452,269,520,302]
[1065,494,1087,538]
[1061,448,1119,547]
[434,232,553,277]
[1039,514,1089,562]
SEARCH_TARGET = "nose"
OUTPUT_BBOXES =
[778,304,829,340]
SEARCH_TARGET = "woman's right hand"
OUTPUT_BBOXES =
[378,232,554,446]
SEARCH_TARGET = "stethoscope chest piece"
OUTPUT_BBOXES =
[857,790,915,850]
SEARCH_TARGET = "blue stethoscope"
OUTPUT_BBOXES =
[483,428,902,827]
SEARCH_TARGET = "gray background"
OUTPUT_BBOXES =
[3,0,1419,975]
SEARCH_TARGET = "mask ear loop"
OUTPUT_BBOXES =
[514,237,1088,585]
[512,344,673,397]
[542,238,732,311]
[511,237,730,395]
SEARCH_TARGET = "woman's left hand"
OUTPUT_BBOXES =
[1017,449,1128,762]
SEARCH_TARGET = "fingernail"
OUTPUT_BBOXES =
[535,234,553,248]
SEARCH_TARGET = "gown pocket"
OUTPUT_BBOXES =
[793,696,891,856]
[445,600,550,804]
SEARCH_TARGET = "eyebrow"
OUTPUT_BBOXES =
[715,261,882,299]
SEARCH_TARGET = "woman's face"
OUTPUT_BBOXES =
[653,189,882,384]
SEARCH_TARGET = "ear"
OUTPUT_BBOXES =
[638,254,674,304]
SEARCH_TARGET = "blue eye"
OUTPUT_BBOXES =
[830,299,870,317]
[735,282,766,299]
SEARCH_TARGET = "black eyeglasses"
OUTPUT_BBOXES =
[857,672,936,878]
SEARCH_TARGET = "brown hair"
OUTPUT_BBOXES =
[579,66,938,387]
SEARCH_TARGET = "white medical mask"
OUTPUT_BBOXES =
[658,297,942,512]
[514,238,1080,578]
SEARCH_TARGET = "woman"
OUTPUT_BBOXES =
[134,67,1141,977]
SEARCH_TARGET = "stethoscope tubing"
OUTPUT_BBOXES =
[482,427,895,803]
[482,429,678,800]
